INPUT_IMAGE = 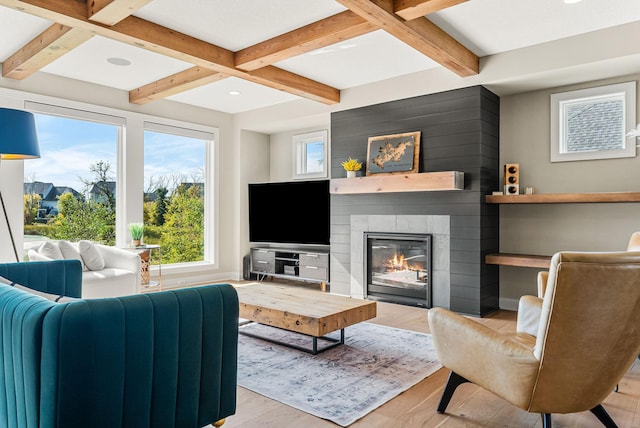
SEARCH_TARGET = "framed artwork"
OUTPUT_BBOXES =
[366,131,421,176]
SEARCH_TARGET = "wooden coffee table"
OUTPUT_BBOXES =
[235,283,377,354]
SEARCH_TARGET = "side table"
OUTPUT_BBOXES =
[126,244,162,291]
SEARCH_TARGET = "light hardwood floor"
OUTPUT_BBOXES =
[223,281,640,428]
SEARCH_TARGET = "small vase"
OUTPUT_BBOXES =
[133,239,141,247]
[346,170,356,178]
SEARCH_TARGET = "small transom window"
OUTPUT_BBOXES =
[550,81,636,162]
[293,130,328,179]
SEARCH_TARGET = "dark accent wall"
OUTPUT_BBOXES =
[330,86,500,317]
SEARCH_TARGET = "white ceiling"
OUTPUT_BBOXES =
[1,0,640,115]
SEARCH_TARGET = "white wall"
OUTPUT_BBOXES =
[498,73,640,309]
[238,130,270,265]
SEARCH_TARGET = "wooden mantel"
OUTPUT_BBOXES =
[330,171,464,194]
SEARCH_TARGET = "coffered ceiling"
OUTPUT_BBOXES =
[0,0,639,114]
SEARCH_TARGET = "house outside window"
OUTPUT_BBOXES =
[23,110,120,250]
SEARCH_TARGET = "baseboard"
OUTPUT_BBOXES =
[499,297,519,312]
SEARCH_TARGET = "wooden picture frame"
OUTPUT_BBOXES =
[366,131,421,176]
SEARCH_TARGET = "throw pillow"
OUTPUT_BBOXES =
[28,250,53,262]
[58,240,87,271]
[78,240,105,271]
[38,241,64,260]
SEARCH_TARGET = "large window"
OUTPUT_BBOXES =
[23,107,121,252]
[551,81,636,162]
[143,123,213,265]
[11,93,218,269]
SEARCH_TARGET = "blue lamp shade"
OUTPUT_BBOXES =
[0,108,40,160]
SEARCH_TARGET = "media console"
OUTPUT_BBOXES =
[250,247,329,290]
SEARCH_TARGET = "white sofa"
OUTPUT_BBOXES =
[28,240,141,298]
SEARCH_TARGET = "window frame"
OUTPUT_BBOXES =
[3,90,219,272]
[293,129,328,179]
[24,101,124,246]
[550,81,636,162]
[143,121,218,267]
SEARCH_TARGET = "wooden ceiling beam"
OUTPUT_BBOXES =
[235,10,377,71]
[109,16,237,71]
[0,0,340,104]
[87,0,152,26]
[394,0,468,21]
[246,66,340,104]
[0,0,473,105]
[112,16,339,104]
[129,66,227,104]
[336,0,478,76]
[2,24,92,79]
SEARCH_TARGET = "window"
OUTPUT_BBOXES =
[23,105,122,248]
[6,91,220,272]
[550,81,636,162]
[143,122,214,265]
[293,130,328,179]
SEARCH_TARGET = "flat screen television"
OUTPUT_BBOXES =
[248,179,330,246]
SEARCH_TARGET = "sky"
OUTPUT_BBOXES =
[306,141,324,173]
[25,113,206,194]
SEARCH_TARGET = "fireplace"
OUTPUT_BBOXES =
[364,232,432,308]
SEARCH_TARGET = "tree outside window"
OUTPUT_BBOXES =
[144,127,209,264]
[23,114,119,253]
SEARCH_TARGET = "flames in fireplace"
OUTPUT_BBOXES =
[385,253,409,271]
[384,253,424,273]
[365,232,432,307]
[379,252,428,284]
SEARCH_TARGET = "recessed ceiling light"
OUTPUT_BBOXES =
[229,90,241,96]
[563,0,583,4]
[106,57,131,66]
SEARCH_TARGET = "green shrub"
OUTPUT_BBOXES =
[24,224,57,238]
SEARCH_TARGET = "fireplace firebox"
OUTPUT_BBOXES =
[364,232,432,308]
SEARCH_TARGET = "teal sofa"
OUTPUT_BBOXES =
[0,260,238,428]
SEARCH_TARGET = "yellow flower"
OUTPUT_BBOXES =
[342,157,362,171]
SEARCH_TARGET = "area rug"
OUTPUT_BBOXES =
[237,322,442,426]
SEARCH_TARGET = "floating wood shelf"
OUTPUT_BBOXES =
[330,171,464,194]
[485,253,552,269]
[486,192,640,204]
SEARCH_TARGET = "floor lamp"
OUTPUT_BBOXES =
[0,108,40,262]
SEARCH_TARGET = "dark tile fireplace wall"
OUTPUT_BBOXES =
[330,86,500,317]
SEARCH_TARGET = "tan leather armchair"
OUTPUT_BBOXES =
[428,251,640,428]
